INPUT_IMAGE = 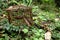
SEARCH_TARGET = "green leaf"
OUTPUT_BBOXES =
[45,0,49,2]
[22,29,28,33]
[39,38,44,40]
[39,29,43,33]
[33,38,38,40]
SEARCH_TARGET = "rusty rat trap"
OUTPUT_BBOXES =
[6,5,33,26]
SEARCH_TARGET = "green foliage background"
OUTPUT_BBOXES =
[0,0,60,40]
